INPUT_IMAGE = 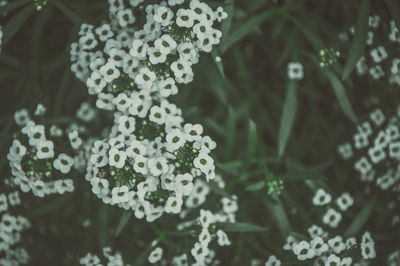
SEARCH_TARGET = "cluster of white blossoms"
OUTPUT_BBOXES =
[281,223,376,265]
[312,188,354,229]
[287,62,304,81]
[7,103,97,197]
[341,15,400,84]
[79,247,130,266]
[85,98,217,221]
[0,190,31,265]
[70,0,227,111]
[149,180,238,265]
[338,106,400,193]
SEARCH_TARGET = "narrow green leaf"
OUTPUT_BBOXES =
[218,222,268,232]
[287,15,324,50]
[28,194,72,218]
[221,8,279,53]
[216,161,242,175]
[344,197,376,238]
[247,119,257,160]
[226,106,237,156]
[1,4,35,48]
[220,0,234,47]
[264,196,291,237]
[285,169,327,182]
[50,0,85,24]
[133,244,154,266]
[386,0,400,29]
[245,180,266,191]
[278,81,297,158]
[211,49,225,78]
[0,0,31,16]
[208,180,231,198]
[115,211,132,237]
[323,69,358,124]
[342,0,370,80]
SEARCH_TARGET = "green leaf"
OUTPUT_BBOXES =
[278,81,297,158]
[115,211,132,237]
[208,180,231,198]
[0,0,31,16]
[342,0,370,80]
[287,15,324,50]
[245,180,266,191]
[50,0,85,24]
[247,119,257,160]
[133,244,154,266]
[220,0,234,47]
[323,69,358,124]
[28,194,73,218]
[221,8,279,53]
[386,0,400,29]
[264,196,291,237]
[218,222,269,232]
[226,106,237,156]
[344,197,376,238]
[216,161,242,175]
[1,4,35,48]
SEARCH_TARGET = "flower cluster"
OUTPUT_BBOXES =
[338,106,400,192]
[86,99,216,221]
[150,180,238,265]
[7,103,96,197]
[0,190,30,265]
[341,15,400,84]
[312,188,354,228]
[79,247,130,266]
[70,0,227,111]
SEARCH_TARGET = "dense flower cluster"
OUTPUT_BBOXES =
[341,15,400,84]
[338,106,400,192]
[149,176,238,265]
[7,103,97,197]
[0,188,30,265]
[79,247,130,266]
[70,0,226,111]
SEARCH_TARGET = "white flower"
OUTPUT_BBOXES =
[0,194,7,213]
[166,129,186,151]
[87,71,107,94]
[328,236,346,254]
[126,140,147,158]
[216,229,231,246]
[69,130,82,149]
[53,153,74,174]
[175,173,193,196]
[135,67,156,90]
[148,157,169,176]
[112,186,130,204]
[118,115,136,135]
[154,34,177,55]
[176,9,195,28]
[287,62,303,80]
[215,7,228,22]
[14,109,30,126]
[148,247,163,264]
[184,123,203,142]
[154,6,174,26]
[36,140,55,159]
[312,188,332,206]
[54,179,74,194]
[293,241,315,261]
[28,125,46,146]
[149,106,166,125]
[100,60,120,83]
[191,242,209,262]
[91,177,109,196]
[130,39,149,59]
[322,208,342,228]
[265,255,281,266]
[199,209,214,228]
[133,155,148,175]
[336,193,354,211]
[165,195,183,214]
[370,46,388,63]
[108,148,127,169]
[34,103,46,116]
[193,152,214,175]
[310,236,328,256]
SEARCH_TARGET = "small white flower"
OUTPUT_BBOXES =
[36,140,55,159]
[53,153,74,174]
[336,193,354,211]
[287,62,304,80]
[118,115,136,135]
[176,9,195,28]
[293,241,315,261]
[108,148,127,169]
[112,186,130,204]
[148,157,169,176]
[148,247,163,264]
[312,188,332,206]
[165,195,183,214]
[216,229,231,246]
[175,173,193,196]
[100,60,120,83]
[322,208,342,228]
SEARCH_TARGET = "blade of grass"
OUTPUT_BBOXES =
[278,81,297,158]
[323,69,358,124]
[342,0,370,80]
[115,211,132,237]
[1,4,35,48]
[344,197,376,238]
